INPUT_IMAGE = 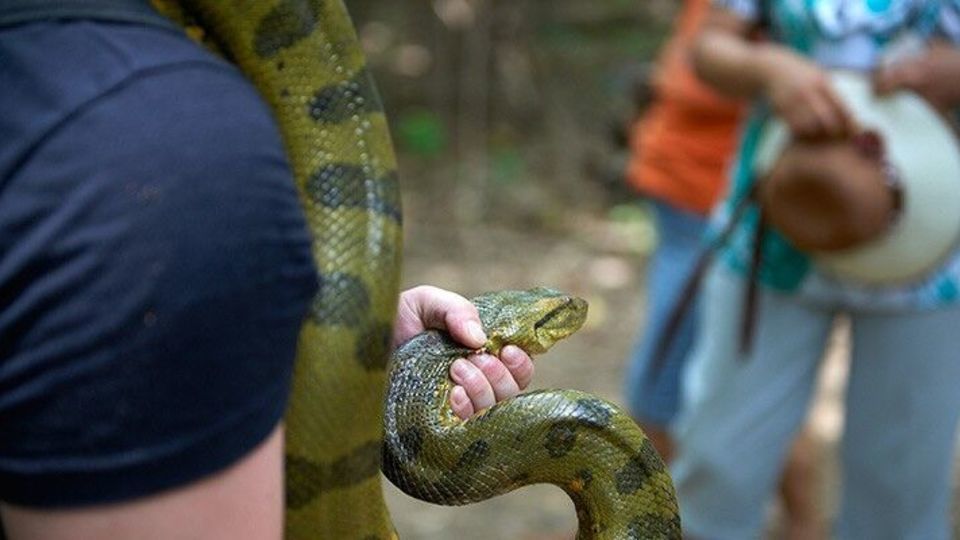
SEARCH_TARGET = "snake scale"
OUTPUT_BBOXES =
[153,1,679,538]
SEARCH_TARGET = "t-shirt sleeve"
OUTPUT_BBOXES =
[0,47,317,507]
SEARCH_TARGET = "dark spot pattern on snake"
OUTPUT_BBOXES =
[398,427,424,462]
[628,514,681,538]
[510,471,531,486]
[307,165,401,222]
[544,422,578,458]
[455,439,490,470]
[253,0,323,58]
[308,68,383,123]
[572,398,614,428]
[575,468,594,489]
[310,272,369,325]
[327,440,383,489]
[356,321,393,370]
[285,454,321,509]
[285,440,382,509]
[615,450,659,496]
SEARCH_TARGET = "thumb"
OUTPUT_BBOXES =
[393,286,486,348]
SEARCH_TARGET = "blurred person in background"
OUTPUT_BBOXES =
[621,0,821,537]
[671,0,960,538]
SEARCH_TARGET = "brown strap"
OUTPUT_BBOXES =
[646,188,758,383]
[742,206,766,356]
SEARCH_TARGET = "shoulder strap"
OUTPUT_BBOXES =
[757,0,772,32]
[646,186,760,384]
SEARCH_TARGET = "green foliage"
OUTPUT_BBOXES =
[396,108,447,157]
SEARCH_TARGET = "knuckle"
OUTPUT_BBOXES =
[460,370,493,403]
[460,367,485,390]
[475,354,508,381]
[513,360,534,382]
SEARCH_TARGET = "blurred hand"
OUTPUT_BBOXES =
[393,285,535,420]
[874,41,960,114]
[760,47,855,139]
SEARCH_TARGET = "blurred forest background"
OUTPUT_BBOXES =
[351,1,850,539]
[353,0,674,225]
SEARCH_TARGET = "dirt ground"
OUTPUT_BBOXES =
[381,193,960,539]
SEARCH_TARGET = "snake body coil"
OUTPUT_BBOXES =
[156,1,679,538]
[383,288,680,539]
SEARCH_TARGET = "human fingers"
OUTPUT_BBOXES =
[393,285,486,349]
[873,61,922,96]
[813,83,856,138]
[781,104,822,139]
[468,353,521,403]
[449,385,474,419]
[767,74,823,137]
[449,357,496,419]
[763,53,856,138]
[781,83,851,139]
[499,345,534,390]
[875,45,960,112]
[873,63,903,95]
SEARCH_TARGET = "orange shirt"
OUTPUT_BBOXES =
[626,0,745,215]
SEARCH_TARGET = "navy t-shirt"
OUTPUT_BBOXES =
[0,8,318,507]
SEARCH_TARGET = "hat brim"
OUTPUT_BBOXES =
[754,71,960,284]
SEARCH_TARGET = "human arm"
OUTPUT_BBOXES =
[692,5,854,138]
[1,425,285,540]
[873,40,960,113]
[393,285,535,419]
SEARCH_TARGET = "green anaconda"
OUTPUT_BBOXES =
[384,288,680,538]
[153,1,679,538]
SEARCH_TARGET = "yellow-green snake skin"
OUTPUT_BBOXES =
[153,1,679,538]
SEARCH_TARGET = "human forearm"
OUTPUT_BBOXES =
[692,7,854,138]
[693,26,776,99]
[1,426,284,540]
[690,6,780,100]
[874,40,960,113]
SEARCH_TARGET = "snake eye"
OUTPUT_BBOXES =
[532,297,588,350]
[533,299,573,330]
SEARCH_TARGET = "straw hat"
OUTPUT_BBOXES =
[753,71,960,284]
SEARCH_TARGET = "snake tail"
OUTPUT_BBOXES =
[382,288,681,539]
[155,0,403,538]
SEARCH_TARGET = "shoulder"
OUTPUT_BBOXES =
[0,18,276,178]
[0,18,312,513]
[0,17,291,196]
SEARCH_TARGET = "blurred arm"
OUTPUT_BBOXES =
[691,6,772,99]
[692,6,854,138]
[874,39,960,113]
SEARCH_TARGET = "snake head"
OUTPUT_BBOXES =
[471,287,588,355]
